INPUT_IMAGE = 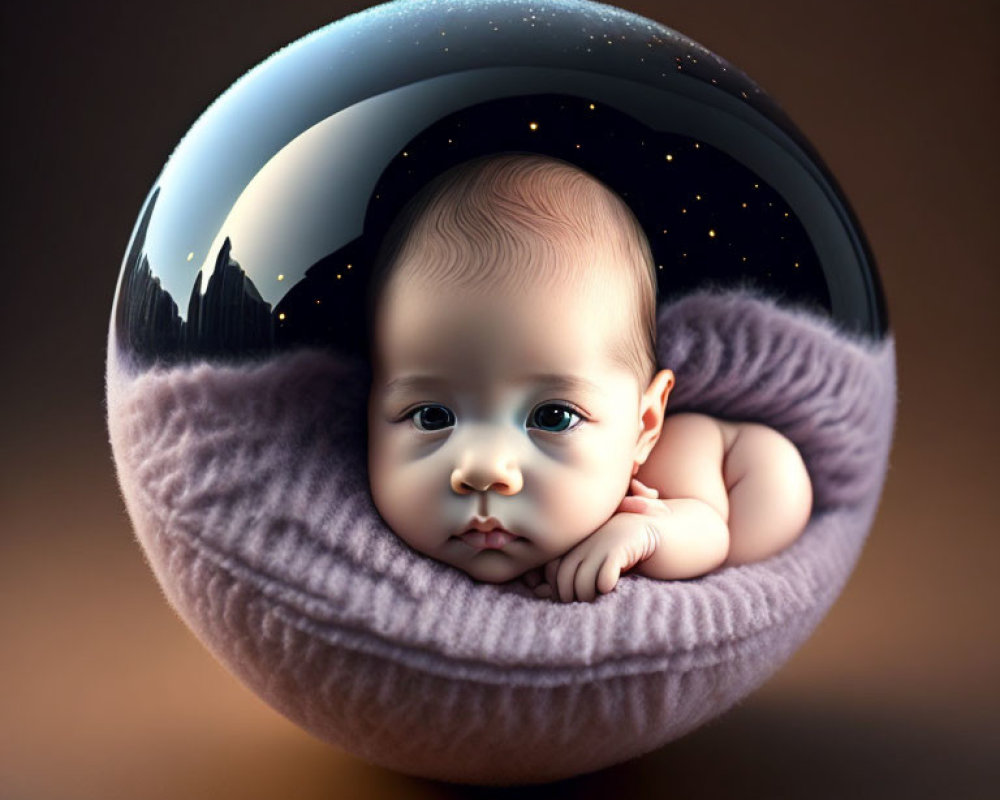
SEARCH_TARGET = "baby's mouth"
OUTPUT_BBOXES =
[458,527,520,549]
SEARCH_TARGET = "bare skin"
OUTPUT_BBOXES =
[367,156,813,602]
[368,269,814,602]
[525,412,813,602]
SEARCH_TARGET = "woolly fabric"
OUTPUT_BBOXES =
[106,291,896,784]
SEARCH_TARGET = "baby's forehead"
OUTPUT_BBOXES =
[376,254,635,359]
[387,230,633,294]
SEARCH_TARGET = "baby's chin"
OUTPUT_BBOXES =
[458,556,530,584]
[438,543,538,585]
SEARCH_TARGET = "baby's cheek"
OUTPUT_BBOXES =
[546,464,625,538]
[381,463,438,517]
[369,443,433,533]
[370,426,419,478]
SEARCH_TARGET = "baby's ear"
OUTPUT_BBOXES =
[634,369,674,469]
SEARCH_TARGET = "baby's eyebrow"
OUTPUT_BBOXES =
[524,373,602,395]
[382,373,602,397]
[383,375,448,395]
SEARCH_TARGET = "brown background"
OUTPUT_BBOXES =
[2,1,998,797]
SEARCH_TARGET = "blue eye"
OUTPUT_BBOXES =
[529,404,582,433]
[410,404,455,432]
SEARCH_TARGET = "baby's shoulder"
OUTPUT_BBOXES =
[660,412,739,452]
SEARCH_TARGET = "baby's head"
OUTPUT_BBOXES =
[366,153,673,583]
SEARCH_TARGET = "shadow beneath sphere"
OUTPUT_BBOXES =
[411,700,999,800]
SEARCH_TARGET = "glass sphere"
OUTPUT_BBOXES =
[112,0,887,370]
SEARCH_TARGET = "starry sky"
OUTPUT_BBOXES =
[274,91,827,357]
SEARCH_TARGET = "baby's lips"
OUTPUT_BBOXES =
[459,527,518,549]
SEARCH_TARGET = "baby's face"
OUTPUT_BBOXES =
[367,260,647,584]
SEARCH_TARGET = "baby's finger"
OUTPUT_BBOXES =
[630,478,659,498]
[597,557,623,595]
[521,568,543,589]
[533,583,553,598]
[574,555,606,603]
[556,555,586,603]
[544,558,561,591]
[618,495,650,515]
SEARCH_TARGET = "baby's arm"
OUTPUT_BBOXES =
[628,412,733,580]
[533,476,729,603]
[534,413,812,602]
[533,414,731,602]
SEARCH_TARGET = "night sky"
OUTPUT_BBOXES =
[119,92,827,365]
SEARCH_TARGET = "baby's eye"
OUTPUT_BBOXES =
[410,404,456,432]
[528,403,582,433]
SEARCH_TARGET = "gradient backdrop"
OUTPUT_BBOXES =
[2,1,997,798]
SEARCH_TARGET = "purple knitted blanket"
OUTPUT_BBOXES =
[106,290,896,783]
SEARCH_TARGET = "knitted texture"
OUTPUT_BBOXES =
[106,291,896,783]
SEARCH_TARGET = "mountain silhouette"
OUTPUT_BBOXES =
[115,207,277,365]
[185,238,274,358]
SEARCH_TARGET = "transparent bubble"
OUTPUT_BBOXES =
[112,0,886,371]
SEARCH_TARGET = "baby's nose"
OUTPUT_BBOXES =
[450,456,523,496]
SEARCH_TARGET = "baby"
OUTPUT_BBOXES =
[366,153,812,602]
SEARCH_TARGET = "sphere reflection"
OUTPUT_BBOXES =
[113,0,886,370]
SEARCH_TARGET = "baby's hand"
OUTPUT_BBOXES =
[533,480,664,603]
